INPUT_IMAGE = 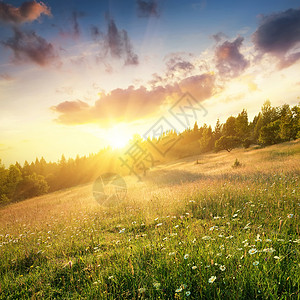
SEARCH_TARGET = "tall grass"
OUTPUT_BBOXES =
[0,141,299,299]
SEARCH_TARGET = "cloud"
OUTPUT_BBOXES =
[136,0,159,18]
[51,73,215,126]
[96,17,139,65]
[215,37,249,78]
[91,25,102,41]
[0,1,51,24]
[178,74,215,101]
[60,11,84,39]
[212,32,227,43]
[165,57,194,78]
[0,73,14,81]
[2,27,58,66]
[253,8,300,68]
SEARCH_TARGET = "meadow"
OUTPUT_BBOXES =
[0,141,299,299]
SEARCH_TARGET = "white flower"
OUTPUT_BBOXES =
[248,248,257,255]
[263,247,275,253]
[219,265,226,271]
[232,214,238,218]
[186,291,191,296]
[253,261,259,266]
[184,254,189,259]
[156,223,163,227]
[108,276,114,280]
[138,288,146,293]
[202,236,211,240]
[274,256,280,260]
[287,214,294,219]
[208,276,217,283]
[192,265,197,270]
[175,287,182,293]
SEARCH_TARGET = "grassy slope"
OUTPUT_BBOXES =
[0,141,299,299]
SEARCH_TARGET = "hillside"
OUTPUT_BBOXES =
[0,141,299,299]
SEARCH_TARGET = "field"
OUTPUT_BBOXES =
[0,141,300,299]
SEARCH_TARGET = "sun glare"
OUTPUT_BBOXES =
[106,125,131,149]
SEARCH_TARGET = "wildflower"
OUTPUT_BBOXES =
[184,254,189,259]
[208,276,217,283]
[248,248,257,255]
[192,265,197,270]
[220,265,226,271]
[169,252,176,256]
[186,291,191,296]
[263,247,275,253]
[138,288,146,293]
[265,239,272,242]
[156,223,163,227]
[202,236,211,240]
[232,214,238,218]
[253,261,259,266]
[287,213,294,218]
[153,282,161,290]
[274,256,281,260]
[119,228,125,234]
[175,287,183,293]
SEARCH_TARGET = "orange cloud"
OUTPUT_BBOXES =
[0,1,51,24]
[51,74,215,126]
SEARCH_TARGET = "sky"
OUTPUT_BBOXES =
[0,0,300,166]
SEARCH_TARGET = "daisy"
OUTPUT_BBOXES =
[287,214,294,219]
[219,265,226,271]
[184,254,189,259]
[253,261,259,266]
[248,248,257,255]
[208,276,217,283]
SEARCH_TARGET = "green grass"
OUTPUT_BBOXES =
[0,142,299,299]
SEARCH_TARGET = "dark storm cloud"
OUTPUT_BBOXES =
[51,73,216,126]
[215,37,249,78]
[2,27,58,66]
[136,0,159,18]
[0,1,51,24]
[253,8,300,68]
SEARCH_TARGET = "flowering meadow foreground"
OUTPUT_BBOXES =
[0,141,299,299]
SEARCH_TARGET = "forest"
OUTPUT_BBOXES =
[1,100,299,204]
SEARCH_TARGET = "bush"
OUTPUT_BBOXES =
[232,158,242,168]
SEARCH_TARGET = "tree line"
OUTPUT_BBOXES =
[0,100,299,204]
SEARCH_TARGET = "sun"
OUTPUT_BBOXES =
[106,125,131,149]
